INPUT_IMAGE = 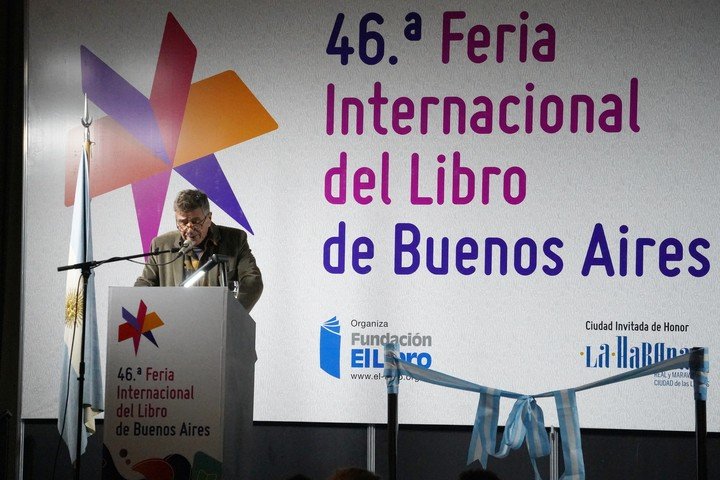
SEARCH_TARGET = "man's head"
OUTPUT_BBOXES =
[174,189,212,246]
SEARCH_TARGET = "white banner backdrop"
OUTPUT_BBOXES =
[23,0,720,432]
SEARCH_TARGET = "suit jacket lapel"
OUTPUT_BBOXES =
[171,251,185,286]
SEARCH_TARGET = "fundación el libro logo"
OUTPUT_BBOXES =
[319,317,434,379]
[320,317,342,378]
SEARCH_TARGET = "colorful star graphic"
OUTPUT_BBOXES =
[119,300,165,355]
[66,12,278,253]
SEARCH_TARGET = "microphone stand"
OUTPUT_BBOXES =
[57,247,177,479]
[179,253,230,287]
[58,248,179,273]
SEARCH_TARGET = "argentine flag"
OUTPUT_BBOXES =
[58,130,104,463]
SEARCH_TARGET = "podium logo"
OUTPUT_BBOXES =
[119,300,164,355]
[320,317,341,378]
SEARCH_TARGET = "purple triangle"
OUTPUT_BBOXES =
[174,154,253,234]
[81,46,171,166]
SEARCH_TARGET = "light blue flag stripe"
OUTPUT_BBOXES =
[467,391,500,467]
[554,390,584,480]
[690,348,709,401]
[384,344,708,480]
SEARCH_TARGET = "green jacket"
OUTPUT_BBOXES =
[134,223,263,312]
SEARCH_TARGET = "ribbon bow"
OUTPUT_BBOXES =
[469,395,550,480]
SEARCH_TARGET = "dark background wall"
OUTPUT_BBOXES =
[1,0,25,479]
[2,2,719,479]
[19,421,720,480]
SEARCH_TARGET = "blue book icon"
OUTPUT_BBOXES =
[320,317,341,378]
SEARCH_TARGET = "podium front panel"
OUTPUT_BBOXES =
[103,287,229,479]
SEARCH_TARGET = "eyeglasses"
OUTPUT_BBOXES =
[176,213,209,229]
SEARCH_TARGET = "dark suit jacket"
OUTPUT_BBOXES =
[134,223,263,312]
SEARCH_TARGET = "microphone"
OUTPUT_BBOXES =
[176,239,196,256]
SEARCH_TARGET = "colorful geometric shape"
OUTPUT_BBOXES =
[119,300,164,355]
[174,71,278,166]
[66,12,278,253]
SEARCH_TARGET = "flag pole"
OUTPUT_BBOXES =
[691,347,708,480]
[74,245,90,480]
[74,95,93,479]
[696,396,707,480]
[384,344,398,480]
[388,391,398,480]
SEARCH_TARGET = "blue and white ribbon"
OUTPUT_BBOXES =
[553,390,584,480]
[383,344,709,480]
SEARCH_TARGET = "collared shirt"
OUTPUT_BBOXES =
[182,224,222,285]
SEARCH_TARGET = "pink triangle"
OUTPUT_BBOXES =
[132,170,172,255]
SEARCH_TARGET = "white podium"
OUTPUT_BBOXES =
[102,287,256,479]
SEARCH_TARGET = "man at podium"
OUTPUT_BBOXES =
[135,189,263,312]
